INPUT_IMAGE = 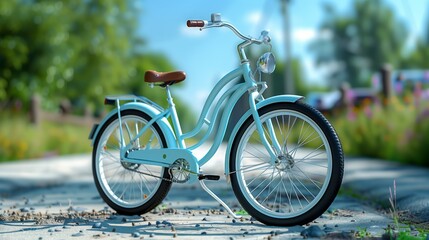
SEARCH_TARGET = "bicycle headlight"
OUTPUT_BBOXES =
[257,52,276,74]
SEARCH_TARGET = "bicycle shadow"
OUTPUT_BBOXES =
[84,214,305,239]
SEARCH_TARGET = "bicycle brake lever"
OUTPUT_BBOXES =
[200,22,222,30]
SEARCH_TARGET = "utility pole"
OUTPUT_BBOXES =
[281,0,295,94]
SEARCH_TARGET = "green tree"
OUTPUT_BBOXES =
[399,7,429,69]
[400,40,429,69]
[0,0,184,116]
[270,58,313,97]
[310,0,407,88]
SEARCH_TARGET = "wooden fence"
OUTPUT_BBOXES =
[29,95,100,127]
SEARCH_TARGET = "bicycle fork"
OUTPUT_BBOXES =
[248,90,282,163]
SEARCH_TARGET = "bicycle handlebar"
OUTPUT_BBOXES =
[186,14,269,45]
[186,20,206,28]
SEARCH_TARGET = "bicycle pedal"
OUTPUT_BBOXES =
[198,174,220,181]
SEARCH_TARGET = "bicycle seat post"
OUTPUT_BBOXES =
[165,85,186,148]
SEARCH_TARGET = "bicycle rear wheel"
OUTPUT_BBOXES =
[230,101,343,226]
[92,110,172,215]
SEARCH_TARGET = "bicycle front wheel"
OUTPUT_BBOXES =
[92,110,172,215]
[230,101,343,226]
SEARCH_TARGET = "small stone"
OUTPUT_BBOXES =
[112,228,116,232]
[232,219,236,223]
[132,232,140,238]
[201,231,207,235]
[202,217,207,221]
[195,224,201,227]
[71,232,84,237]
[149,233,154,237]
[162,220,172,226]
[156,220,161,225]
[148,222,152,226]
[92,222,102,228]
[301,226,326,238]
[164,208,175,213]
[351,219,356,222]
[20,207,30,213]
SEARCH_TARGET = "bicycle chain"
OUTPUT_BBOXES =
[124,165,199,183]
[126,167,174,182]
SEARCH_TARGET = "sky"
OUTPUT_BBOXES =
[138,0,429,114]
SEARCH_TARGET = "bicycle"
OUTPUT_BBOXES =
[89,13,344,226]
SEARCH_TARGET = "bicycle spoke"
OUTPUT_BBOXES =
[292,165,324,190]
[289,170,317,199]
[239,162,272,173]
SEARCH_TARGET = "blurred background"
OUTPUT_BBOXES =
[1,0,429,167]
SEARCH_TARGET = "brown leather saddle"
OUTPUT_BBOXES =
[144,70,186,87]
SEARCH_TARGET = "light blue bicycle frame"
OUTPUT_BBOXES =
[117,61,280,181]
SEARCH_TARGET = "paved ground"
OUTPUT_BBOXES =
[0,151,428,239]
[343,157,429,226]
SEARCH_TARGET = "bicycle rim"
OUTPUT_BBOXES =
[95,114,165,209]
[234,108,332,219]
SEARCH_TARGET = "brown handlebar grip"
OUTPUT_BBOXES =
[187,20,205,27]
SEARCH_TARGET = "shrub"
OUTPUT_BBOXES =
[331,97,429,167]
[0,113,91,161]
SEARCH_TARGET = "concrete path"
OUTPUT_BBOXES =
[0,151,427,239]
[343,157,429,224]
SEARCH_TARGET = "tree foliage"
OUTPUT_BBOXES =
[310,0,407,88]
[0,0,176,114]
[400,13,429,69]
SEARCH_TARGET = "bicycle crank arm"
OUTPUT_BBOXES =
[125,148,200,183]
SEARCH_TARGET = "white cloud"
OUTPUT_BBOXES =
[269,28,328,45]
[247,11,262,25]
[293,28,317,43]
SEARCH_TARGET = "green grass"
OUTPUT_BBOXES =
[0,113,92,162]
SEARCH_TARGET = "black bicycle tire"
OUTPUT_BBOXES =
[230,101,344,226]
[92,109,172,215]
